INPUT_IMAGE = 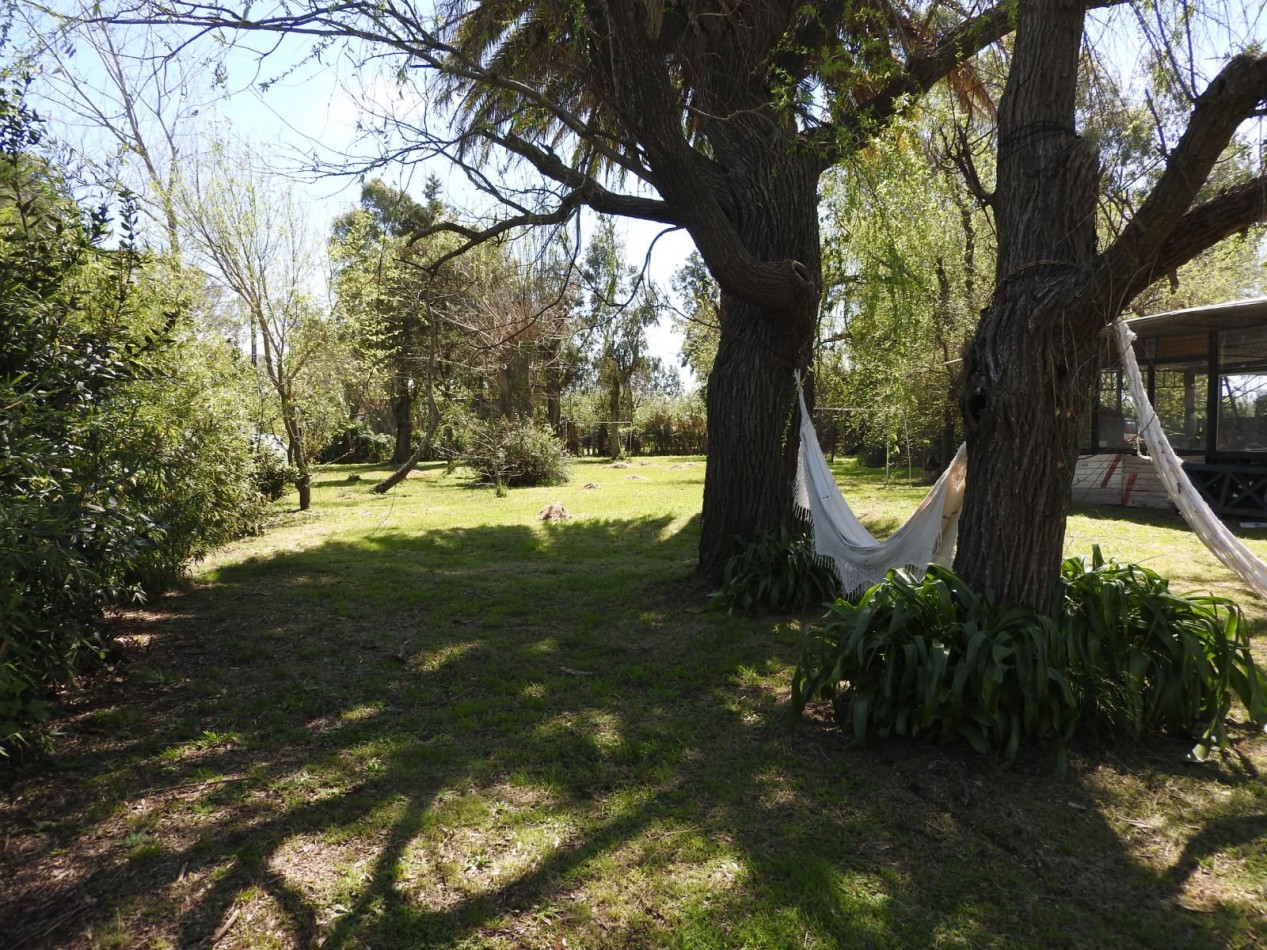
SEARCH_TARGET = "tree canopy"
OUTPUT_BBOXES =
[29,0,1267,603]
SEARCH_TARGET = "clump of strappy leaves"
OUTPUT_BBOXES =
[792,548,1267,764]
[711,526,841,614]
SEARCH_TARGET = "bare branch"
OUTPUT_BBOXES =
[1108,174,1267,306]
[1096,51,1267,307]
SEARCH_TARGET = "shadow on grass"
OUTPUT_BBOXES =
[3,512,1265,947]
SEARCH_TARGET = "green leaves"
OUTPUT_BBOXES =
[792,551,1267,763]
[711,527,841,615]
[1059,548,1267,758]
[461,416,571,488]
[0,86,270,755]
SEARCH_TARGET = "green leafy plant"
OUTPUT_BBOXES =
[711,527,841,614]
[1058,547,1267,756]
[316,422,395,464]
[792,566,1072,760]
[249,447,299,502]
[461,416,571,488]
[792,550,1267,763]
[0,87,272,754]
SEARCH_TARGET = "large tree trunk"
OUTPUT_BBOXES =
[607,378,622,458]
[495,349,533,420]
[956,290,1101,606]
[953,0,1098,607]
[391,381,414,465]
[697,159,821,583]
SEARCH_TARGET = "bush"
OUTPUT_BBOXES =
[711,527,841,614]
[317,422,395,464]
[0,237,142,752]
[0,88,148,752]
[112,333,278,592]
[250,447,299,502]
[791,550,1267,763]
[0,88,273,754]
[462,416,570,488]
[1059,548,1267,754]
[635,395,708,455]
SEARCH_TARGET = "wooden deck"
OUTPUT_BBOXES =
[1074,454,1267,517]
[1072,453,1172,510]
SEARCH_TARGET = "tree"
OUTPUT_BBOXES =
[108,0,1018,581]
[579,219,658,458]
[954,0,1267,606]
[331,177,445,465]
[818,102,992,468]
[180,139,340,510]
[670,252,721,391]
[15,1,225,256]
[360,218,581,494]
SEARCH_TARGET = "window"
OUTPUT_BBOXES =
[1217,327,1267,454]
[1093,368,1136,450]
[1152,362,1207,452]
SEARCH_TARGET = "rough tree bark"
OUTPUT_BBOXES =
[955,0,1267,607]
[699,156,822,578]
[955,0,1098,606]
[390,381,414,466]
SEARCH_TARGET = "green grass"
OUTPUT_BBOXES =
[3,455,1267,949]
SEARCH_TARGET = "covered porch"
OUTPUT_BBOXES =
[1075,297,1267,517]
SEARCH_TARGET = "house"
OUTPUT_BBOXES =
[1075,297,1267,516]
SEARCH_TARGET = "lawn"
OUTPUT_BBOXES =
[3,456,1266,948]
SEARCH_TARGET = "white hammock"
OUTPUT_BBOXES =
[795,325,1267,601]
[1112,321,1267,599]
[794,381,968,594]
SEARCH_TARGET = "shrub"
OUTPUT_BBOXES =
[0,87,274,754]
[791,551,1267,763]
[112,334,277,592]
[635,395,708,455]
[317,422,395,464]
[250,447,299,502]
[711,527,841,614]
[0,232,142,753]
[462,416,570,488]
[1058,548,1267,755]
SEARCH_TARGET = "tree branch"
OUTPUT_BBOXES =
[573,0,817,311]
[480,130,680,224]
[1108,174,1267,305]
[806,1,1016,162]
[1096,51,1267,307]
[407,194,582,273]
